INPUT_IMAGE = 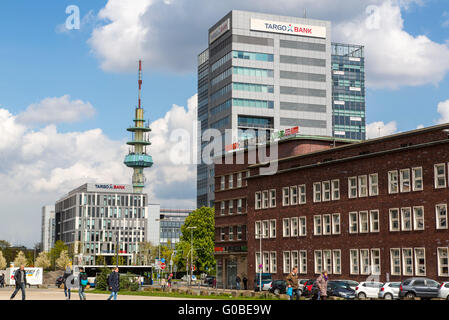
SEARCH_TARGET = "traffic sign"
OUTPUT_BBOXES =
[160,262,166,270]
[258,264,263,270]
[161,258,165,263]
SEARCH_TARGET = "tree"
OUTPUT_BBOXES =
[50,241,68,269]
[0,250,6,270]
[0,240,11,250]
[55,250,71,270]
[14,251,29,267]
[95,268,111,291]
[175,207,215,273]
[35,252,51,270]
[137,241,158,265]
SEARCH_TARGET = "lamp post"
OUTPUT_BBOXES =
[116,231,119,268]
[187,226,197,287]
[255,232,263,292]
[155,218,162,284]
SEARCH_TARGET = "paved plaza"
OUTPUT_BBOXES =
[0,287,199,300]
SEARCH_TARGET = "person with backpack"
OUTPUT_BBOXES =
[78,267,88,300]
[107,267,120,301]
[63,266,74,300]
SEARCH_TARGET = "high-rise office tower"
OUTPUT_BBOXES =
[197,10,365,208]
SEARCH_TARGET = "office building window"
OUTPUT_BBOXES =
[369,173,378,196]
[314,215,322,235]
[390,248,401,276]
[358,175,368,197]
[270,219,276,238]
[220,228,225,241]
[350,249,359,274]
[359,211,369,233]
[437,247,449,277]
[270,252,277,273]
[323,250,332,274]
[413,206,424,230]
[220,201,225,215]
[282,187,290,206]
[349,212,358,234]
[388,170,399,194]
[291,217,298,237]
[371,249,381,275]
[360,249,370,275]
[389,208,400,231]
[237,225,242,240]
[283,251,291,274]
[322,181,331,201]
[434,164,447,188]
[400,169,411,193]
[370,210,379,232]
[332,213,341,234]
[313,182,322,202]
[262,190,269,209]
[323,214,331,235]
[291,251,299,271]
[269,189,276,208]
[255,252,261,273]
[436,203,448,229]
[299,251,307,274]
[412,167,423,191]
[262,220,269,238]
[299,184,306,204]
[401,207,412,231]
[237,172,242,187]
[255,221,262,239]
[333,250,341,274]
[290,186,298,205]
[255,192,262,210]
[348,177,357,198]
[228,175,233,189]
[220,176,225,190]
[237,199,242,214]
[402,248,413,276]
[331,180,340,200]
[283,218,290,237]
[314,250,323,274]
[228,200,233,214]
[229,226,234,241]
[414,248,426,276]
[299,217,307,236]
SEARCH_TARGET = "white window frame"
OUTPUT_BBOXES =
[220,176,225,190]
[401,207,412,231]
[298,184,306,204]
[414,248,426,276]
[290,217,298,237]
[228,199,233,214]
[390,248,401,276]
[437,247,449,277]
[283,251,291,274]
[331,179,340,200]
[220,227,225,241]
[371,249,381,275]
[323,214,331,235]
[360,249,370,275]
[412,167,423,191]
[270,252,277,273]
[283,218,290,237]
[220,201,225,215]
[332,213,341,235]
[269,189,276,208]
[314,215,322,236]
[349,212,358,234]
[388,170,399,194]
[350,249,359,275]
[436,203,448,230]
[413,206,425,231]
[229,226,234,241]
[389,208,400,232]
[400,169,411,193]
[291,250,299,271]
[358,175,368,197]
[282,187,290,206]
[348,177,357,198]
[263,251,270,273]
[359,211,369,233]
[262,220,269,238]
[370,210,380,233]
[255,221,262,239]
[313,182,322,202]
[228,174,233,189]
[434,163,447,189]
[262,190,269,209]
[402,248,414,276]
[322,181,331,202]
[333,250,341,275]
[323,250,332,274]
[255,192,262,210]
[255,252,261,273]
[237,225,242,240]
[369,173,379,196]
[269,219,276,238]
[314,250,323,274]
[299,216,307,236]
[299,250,307,274]
[290,186,298,205]
[237,199,242,214]
[237,172,242,188]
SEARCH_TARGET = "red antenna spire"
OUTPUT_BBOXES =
[138,60,142,108]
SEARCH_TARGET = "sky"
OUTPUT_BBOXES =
[0,0,449,247]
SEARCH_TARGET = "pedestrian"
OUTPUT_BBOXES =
[63,266,73,300]
[316,270,329,300]
[78,267,88,300]
[161,277,166,291]
[107,267,120,301]
[286,266,300,300]
[236,275,241,290]
[167,274,172,288]
[10,265,27,300]
[212,277,216,289]
[0,273,4,288]
[242,276,248,290]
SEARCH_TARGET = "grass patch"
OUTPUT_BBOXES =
[87,289,283,300]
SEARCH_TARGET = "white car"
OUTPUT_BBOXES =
[378,282,401,300]
[355,281,384,299]
[262,281,271,291]
[438,282,449,299]
[298,279,308,293]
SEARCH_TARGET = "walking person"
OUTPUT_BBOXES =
[10,265,27,300]
[0,273,4,288]
[161,277,166,291]
[242,276,248,290]
[107,267,120,301]
[167,274,172,288]
[78,267,88,300]
[236,275,241,290]
[316,270,329,300]
[212,277,216,289]
[63,266,73,300]
[286,266,300,300]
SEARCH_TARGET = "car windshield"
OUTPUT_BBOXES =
[334,282,352,290]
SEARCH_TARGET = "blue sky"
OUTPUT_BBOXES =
[1,0,449,246]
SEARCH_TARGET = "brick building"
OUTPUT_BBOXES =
[214,123,449,289]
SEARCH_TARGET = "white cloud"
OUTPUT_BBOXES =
[0,94,197,246]
[16,95,96,125]
[86,0,449,89]
[366,120,398,138]
[437,99,449,124]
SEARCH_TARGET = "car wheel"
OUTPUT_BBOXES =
[358,292,366,299]
[274,288,280,295]
[384,293,393,300]
[446,295,449,300]
[405,292,415,300]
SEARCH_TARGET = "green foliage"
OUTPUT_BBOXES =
[50,241,68,268]
[111,255,125,266]
[0,251,6,270]
[95,268,111,291]
[14,251,29,267]
[35,252,51,270]
[175,207,216,273]
[120,272,139,291]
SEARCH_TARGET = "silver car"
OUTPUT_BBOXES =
[378,282,401,300]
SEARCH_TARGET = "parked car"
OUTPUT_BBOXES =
[310,281,356,299]
[298,279,308,293]
[333,280,359,291]
[262,282,272,291]
[254,273,272,292]
[355,281,384,299]
[399,278,440,299]
[302,279,316,297]
[204,276,216,287]
[55,276,64,288]
[438,282,449,300]
[378,282,401,300]
[269,280,287,295]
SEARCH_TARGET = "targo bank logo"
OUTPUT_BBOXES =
[263,22,312,35]
[95,184,125,190]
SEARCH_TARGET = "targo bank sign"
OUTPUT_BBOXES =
[250,18,326,38]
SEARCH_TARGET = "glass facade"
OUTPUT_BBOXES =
[232,50,274,62]
[331,43,366,140]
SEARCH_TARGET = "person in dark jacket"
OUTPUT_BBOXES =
[63,266,73,300]
[236,275,241,290]
[107,267,120,300]
[78,267,88,300]
[0,273,4,288]
[242,276,248,290]
[10,265,27,300]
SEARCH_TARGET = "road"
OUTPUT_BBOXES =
[0,287,200,300]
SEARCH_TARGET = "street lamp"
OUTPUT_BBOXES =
[255,231,263,292]
[155,218,162,284]
[187,226,197,287]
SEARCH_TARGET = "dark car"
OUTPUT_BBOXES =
[302,279,316,297]
[254,273,272,292]
[269,280,287,295]
[399,278,440,299]
[311,281,356,299]
[55,276,64,288]
[204,276,216,287]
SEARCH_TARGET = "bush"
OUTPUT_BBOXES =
[119,272,139,292]
[95,268,111,291]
